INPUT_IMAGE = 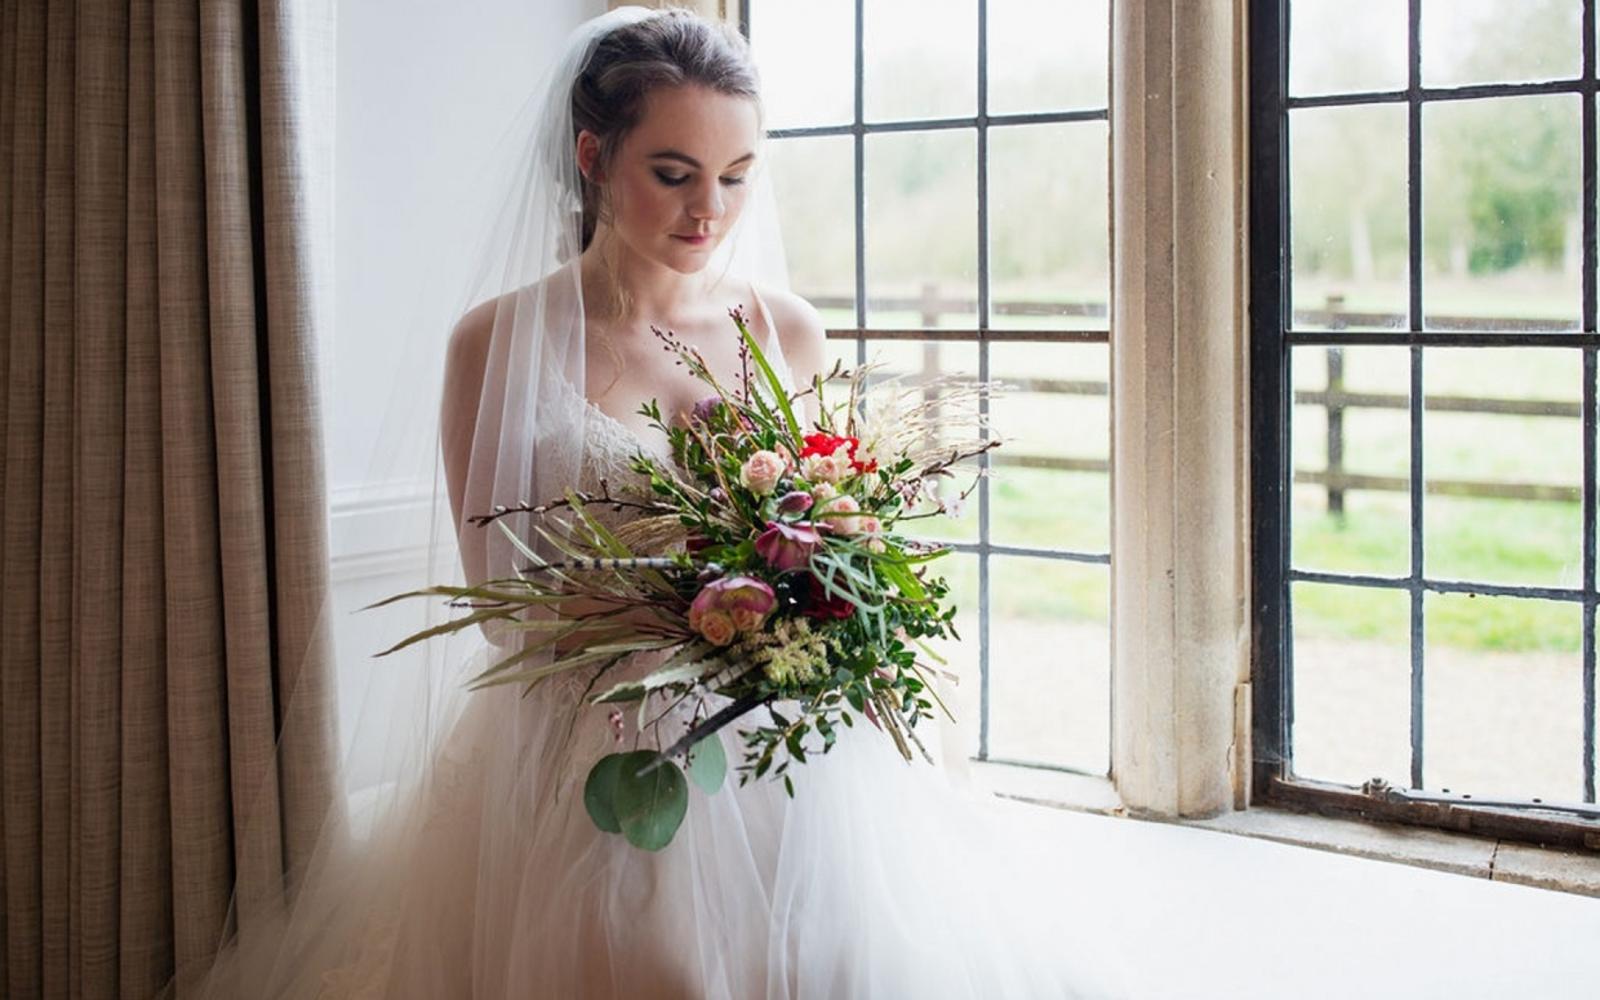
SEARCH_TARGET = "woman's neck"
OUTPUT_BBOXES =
[579,231,717,328]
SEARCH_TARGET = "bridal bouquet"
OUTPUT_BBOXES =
[372,308,999,850]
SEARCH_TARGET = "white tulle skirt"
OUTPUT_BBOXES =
[190,638,1136,999]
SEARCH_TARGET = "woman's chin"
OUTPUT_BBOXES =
[662,247,717,275]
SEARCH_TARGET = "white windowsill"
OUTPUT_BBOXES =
[969,760,1600,900]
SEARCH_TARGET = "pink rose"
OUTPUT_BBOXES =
[688,575,777,645]
[755,520,823,572]
[696,611,736,646]
[817,494,862,534]
[739,449,786,496]
[859,514,886,552]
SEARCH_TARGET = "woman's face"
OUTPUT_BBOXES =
[586,84,761,275]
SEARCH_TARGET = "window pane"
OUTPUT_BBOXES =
[925,552,981,758]
[990,122,1109,332]
[749,0,855,129]
[1291,582,1412,788]
[988,556,1109,774]
[989,342,1108,553]
[1290,104,1409,331]
[1289,0,1408,97]
[863,0,976,122]
[767,135,856,324]
[1291,346,1412,577]
[864,130,977,329]
[1424,592,1584,803]
[1421,0,1583,89]
[1423,95,1582,332]
[987,0,1107,114]
[1422,348,1582,588]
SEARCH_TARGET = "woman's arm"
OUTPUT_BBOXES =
[440,297,500,589]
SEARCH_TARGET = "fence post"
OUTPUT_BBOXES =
[1325,293,1346,516]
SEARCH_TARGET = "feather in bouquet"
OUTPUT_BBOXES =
[369,308,1000,851]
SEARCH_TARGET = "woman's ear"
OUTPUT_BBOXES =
[575,130,604,183]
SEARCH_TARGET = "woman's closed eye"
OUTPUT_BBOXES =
[652,169,748,188]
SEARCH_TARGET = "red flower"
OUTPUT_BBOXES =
[803,573,856,620]
[800,432,877,475]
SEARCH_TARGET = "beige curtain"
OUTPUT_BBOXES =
[0,1,341,997]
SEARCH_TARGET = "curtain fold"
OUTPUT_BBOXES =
[0,1,340,997]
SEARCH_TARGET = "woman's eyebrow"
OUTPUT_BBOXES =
[647,149,756,170]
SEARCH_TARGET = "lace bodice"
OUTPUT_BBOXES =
[576,400,678,526]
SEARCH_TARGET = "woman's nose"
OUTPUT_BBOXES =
[687,180,724,221]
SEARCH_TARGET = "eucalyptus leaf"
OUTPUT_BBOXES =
[613,750,689,851]
[583,754,626,834]
[686,734,727,795]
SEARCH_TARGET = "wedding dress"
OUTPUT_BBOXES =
[261,306,1130,999]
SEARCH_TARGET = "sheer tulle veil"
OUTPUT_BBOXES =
[166,6,797,996]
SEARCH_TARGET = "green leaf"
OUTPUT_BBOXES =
[844,686,865,713]
[583,754,626,833]
[734,311,803,446]
[876,557,927,602]
[613,750,689,851]
[686,734,728,794]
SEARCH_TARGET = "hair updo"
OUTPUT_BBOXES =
[572,10,761,253]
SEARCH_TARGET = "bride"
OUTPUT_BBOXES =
[179,8,1133,998]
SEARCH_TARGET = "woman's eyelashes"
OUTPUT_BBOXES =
[651,169,748,188]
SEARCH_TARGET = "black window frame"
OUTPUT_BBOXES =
[745,0,1113,775]
[1249,0,1600,851]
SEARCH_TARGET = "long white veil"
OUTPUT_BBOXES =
[168,7,798,996]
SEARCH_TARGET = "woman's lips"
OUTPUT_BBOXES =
[671,233,712,246]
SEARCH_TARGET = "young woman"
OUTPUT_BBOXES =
[180,9,1131,997]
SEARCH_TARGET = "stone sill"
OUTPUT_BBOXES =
[969,760,1600,900]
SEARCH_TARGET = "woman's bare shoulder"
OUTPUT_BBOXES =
[448,272,578,368]
[447,294,501,370]
[755,283,828,372]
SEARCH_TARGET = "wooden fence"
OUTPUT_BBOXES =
[810,287,1583,509]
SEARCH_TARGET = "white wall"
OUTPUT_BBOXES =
[327,0,607,782]
[330,0,605,502]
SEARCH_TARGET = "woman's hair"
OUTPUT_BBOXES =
[572,10,761,254]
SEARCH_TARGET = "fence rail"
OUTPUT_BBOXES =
[819,288,1584,508]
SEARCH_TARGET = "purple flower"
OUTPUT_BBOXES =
[689,394,755,432]
[775,490,813,515]
[690,395,725,426]
[755,520,823,572]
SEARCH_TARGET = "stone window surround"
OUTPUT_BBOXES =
[1107,0,1599,895]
